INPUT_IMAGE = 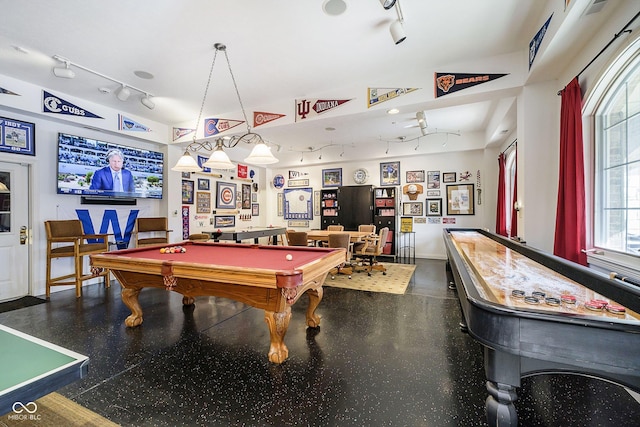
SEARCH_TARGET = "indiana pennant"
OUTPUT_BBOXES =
[42,90,103,118]
[368,88,418,108]
[529,13,553,69]
[253,111,286,128]
[204,118,244,136]
[295,98,352,122]
[0,87,20,96]
[173,127,195,141]
[434,73,508,98]
[118,114,151,132]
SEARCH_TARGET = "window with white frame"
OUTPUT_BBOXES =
[594,51,640,256]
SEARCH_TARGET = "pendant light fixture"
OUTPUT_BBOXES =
[171,43,278,172]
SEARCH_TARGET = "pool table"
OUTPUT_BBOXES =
[90,241,345,364]
[444,228,640,426]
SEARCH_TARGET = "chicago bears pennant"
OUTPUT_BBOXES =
[434,73,508,98]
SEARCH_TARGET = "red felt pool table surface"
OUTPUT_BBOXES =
[90,241,346,363]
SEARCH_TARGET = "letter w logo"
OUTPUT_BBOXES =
[76,209,139,248]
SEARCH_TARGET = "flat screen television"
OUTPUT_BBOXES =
[56,132,164,199]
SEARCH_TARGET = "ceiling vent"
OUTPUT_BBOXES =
[583,0,608,16]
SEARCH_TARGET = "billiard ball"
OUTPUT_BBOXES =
[286,254,293,261]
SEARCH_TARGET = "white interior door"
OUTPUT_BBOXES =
[0,162,30,302]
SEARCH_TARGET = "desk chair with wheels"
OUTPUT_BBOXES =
[353,224,377,252]
[135,217,171,247]
[354,227,389,276]
[45,219,110,298]
[328,233,353,279]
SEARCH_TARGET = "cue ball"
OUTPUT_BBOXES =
[286,254,293,261]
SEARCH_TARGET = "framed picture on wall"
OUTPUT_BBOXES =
[197,178,210,190]
[446,184,475,215]
[214,215,235,228]
[252,203,259,216]
[402,202,423,216]
[182,180,194,204]
[443,172,456,183]
[406,170,425,183]
[427,171,440,189]
[425,198,442,216]
[322,168,342,187]
[380,161,400,186]
[215,181,236,209]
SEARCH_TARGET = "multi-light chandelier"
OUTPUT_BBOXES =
[171,43,278,172]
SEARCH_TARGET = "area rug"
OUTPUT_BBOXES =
[0,392,118,426]
[323,263,416,294]
[0,296,47,314]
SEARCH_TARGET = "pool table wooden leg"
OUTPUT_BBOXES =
[305,285,323,328]
[264,307,292,364]
[121,287,144,327]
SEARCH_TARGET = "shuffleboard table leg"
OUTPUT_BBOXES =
[264,308,292,364]
[121,287,143,327]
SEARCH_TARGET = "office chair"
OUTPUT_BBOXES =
[353,227,389,276]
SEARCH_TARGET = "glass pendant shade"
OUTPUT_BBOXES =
[171,151,202,172]
[244,143,279,165]
[203,146,235,170]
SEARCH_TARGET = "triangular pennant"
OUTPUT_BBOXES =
[173,127,195,141]
[253,111,286,128]
[204,118,245,136]
[434,73,508,98]
[367,88,418,108]
[0,87,20,96]
[529,13,553,69]
[42,90,103,118]
[295,98,352,121]
[118,114,151,132]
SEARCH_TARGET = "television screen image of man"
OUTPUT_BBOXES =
[90,149,135,193]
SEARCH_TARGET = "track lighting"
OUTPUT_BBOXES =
[387,1,406,45]
[52,60,75,79]
[416,111,428,135]
[115,85,130,101]
[390,20,406,44]
[379,0,396,10]
[52,55,154,108]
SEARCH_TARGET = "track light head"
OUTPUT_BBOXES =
[379,0,396,10]
[115,85,131,101]
[52,61,75,79]
[141,94,155,110]
[390,19,406,44]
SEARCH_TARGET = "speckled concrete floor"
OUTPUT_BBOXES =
[0,259,638,426]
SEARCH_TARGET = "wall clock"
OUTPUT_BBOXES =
[353,168,369,184]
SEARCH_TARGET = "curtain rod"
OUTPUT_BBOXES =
[558,10,640,95]
[500,139,517,155]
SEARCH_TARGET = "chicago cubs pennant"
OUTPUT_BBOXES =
[43,90,103,118]
[0,87,20,96]
[173,127,195,141]
[204,118,244,136]
[367,88,418,108]
[529,14,553,69]
[118,114,151,132]
[434,73,508,98]
[295,98,352,122]
[253,111,286,128]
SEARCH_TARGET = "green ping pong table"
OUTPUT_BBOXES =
[0,324,89,416]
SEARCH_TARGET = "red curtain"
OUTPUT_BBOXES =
[496,153,507,236]
[554,77,587,265]
[510,149,518,237]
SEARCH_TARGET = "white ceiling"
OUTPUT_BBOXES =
[0,0,626,167]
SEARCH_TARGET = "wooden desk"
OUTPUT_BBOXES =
[306,230,371,244]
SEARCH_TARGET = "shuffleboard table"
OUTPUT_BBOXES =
[444,228,640,427]
[90,241,345,364]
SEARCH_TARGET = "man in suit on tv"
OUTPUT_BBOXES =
[89,149,135,193]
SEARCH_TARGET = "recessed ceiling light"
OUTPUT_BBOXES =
[322,0,347,16]
[134,70,154,79]
[387,108,400,115]
[325,127,336,131]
